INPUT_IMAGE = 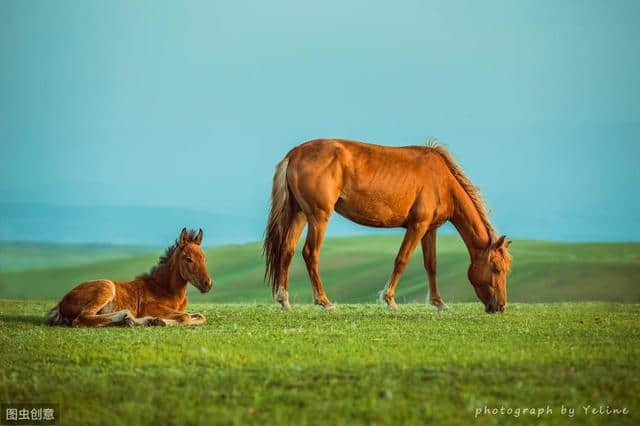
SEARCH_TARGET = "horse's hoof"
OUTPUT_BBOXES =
[123,315,135,327]
[279,302,292,311]
[315,300,335,311]
[147,318,167,327]
[379,290,397,311]
[191,313,206,321]
[430,300,449,311]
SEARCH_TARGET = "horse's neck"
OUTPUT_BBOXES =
[449,186,491,258]
[151,261,187,300]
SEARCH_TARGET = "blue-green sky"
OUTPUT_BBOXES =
[1,0,639,244]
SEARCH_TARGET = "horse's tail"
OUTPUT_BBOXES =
[263,156,297,296]
[45,303,68,326]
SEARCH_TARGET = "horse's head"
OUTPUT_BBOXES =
[468,235,512,313]
[176,228,212,293]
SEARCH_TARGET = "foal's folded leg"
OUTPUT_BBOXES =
[152,313,206,326]
[67,280,136,327]
[134,316,167,327]
[74,309,136,327]
[143,304,207,326]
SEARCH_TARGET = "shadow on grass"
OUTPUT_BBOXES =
[0,314,47,326]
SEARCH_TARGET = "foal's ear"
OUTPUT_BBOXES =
[178,227,189,247]
[194,228,203,245]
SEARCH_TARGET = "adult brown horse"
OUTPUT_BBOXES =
[47,228,213,327]
[264,139,511,313]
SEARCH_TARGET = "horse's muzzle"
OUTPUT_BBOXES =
[485,299,505,314]
[198,278,213,293]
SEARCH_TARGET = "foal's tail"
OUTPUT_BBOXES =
[263,156,297,296]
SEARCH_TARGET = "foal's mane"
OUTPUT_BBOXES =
[425,139,497,242]
[138,229,201,278]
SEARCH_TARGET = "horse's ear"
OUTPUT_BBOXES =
[178,227,189,247]
[494,235,506,249]
[505,239,512,249]
[194,229,203,245]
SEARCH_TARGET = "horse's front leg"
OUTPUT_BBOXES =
[132,316,169,326]
[421,229,448,310]
[381,221,429,311]
[143,304,206,326]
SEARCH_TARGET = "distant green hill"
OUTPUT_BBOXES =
[1,235,639,304]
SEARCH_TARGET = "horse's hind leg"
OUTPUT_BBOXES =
[421,229,448,310]
[276,211,307,310]
[74,308,138,327]
[84,309,140,327]
[302,215,334,310]
[66,280,135,327]
[287,153,341,310]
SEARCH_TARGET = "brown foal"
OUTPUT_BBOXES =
[264,139,511,313]
[47,228,212,327]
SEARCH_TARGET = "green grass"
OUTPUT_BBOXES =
[0,301,638,425]
[1,235,639,304]
[1,235,639,424]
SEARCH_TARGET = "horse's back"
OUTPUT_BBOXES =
[288,139,444,174]
[286,139,452,227]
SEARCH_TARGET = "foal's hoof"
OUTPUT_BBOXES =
[122,314,135,327]
[147,318,167,327]
[386,301,398,312]
[430,300,449,311]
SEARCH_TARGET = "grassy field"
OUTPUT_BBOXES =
[1,235,639,304]
[0,301,638,425]
[1,235,639,425]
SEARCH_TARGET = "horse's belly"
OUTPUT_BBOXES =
[334,196,409,228]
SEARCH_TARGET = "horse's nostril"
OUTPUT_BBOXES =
[200,279,212,292]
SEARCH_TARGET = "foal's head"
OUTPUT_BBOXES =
[175,228,212,293]
[468,235,512,313]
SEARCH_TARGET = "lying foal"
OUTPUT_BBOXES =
[47,228,212,327]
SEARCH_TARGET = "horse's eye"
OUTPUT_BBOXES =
[185,257,193,263]
[492,265,500,274]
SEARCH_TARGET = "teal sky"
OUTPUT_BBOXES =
[1,0,639,243]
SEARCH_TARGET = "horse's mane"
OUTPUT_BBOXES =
[138,229,201,278]
[425,139,497,242]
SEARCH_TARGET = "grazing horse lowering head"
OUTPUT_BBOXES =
[175,228,212,293]
[468,235,512,313]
